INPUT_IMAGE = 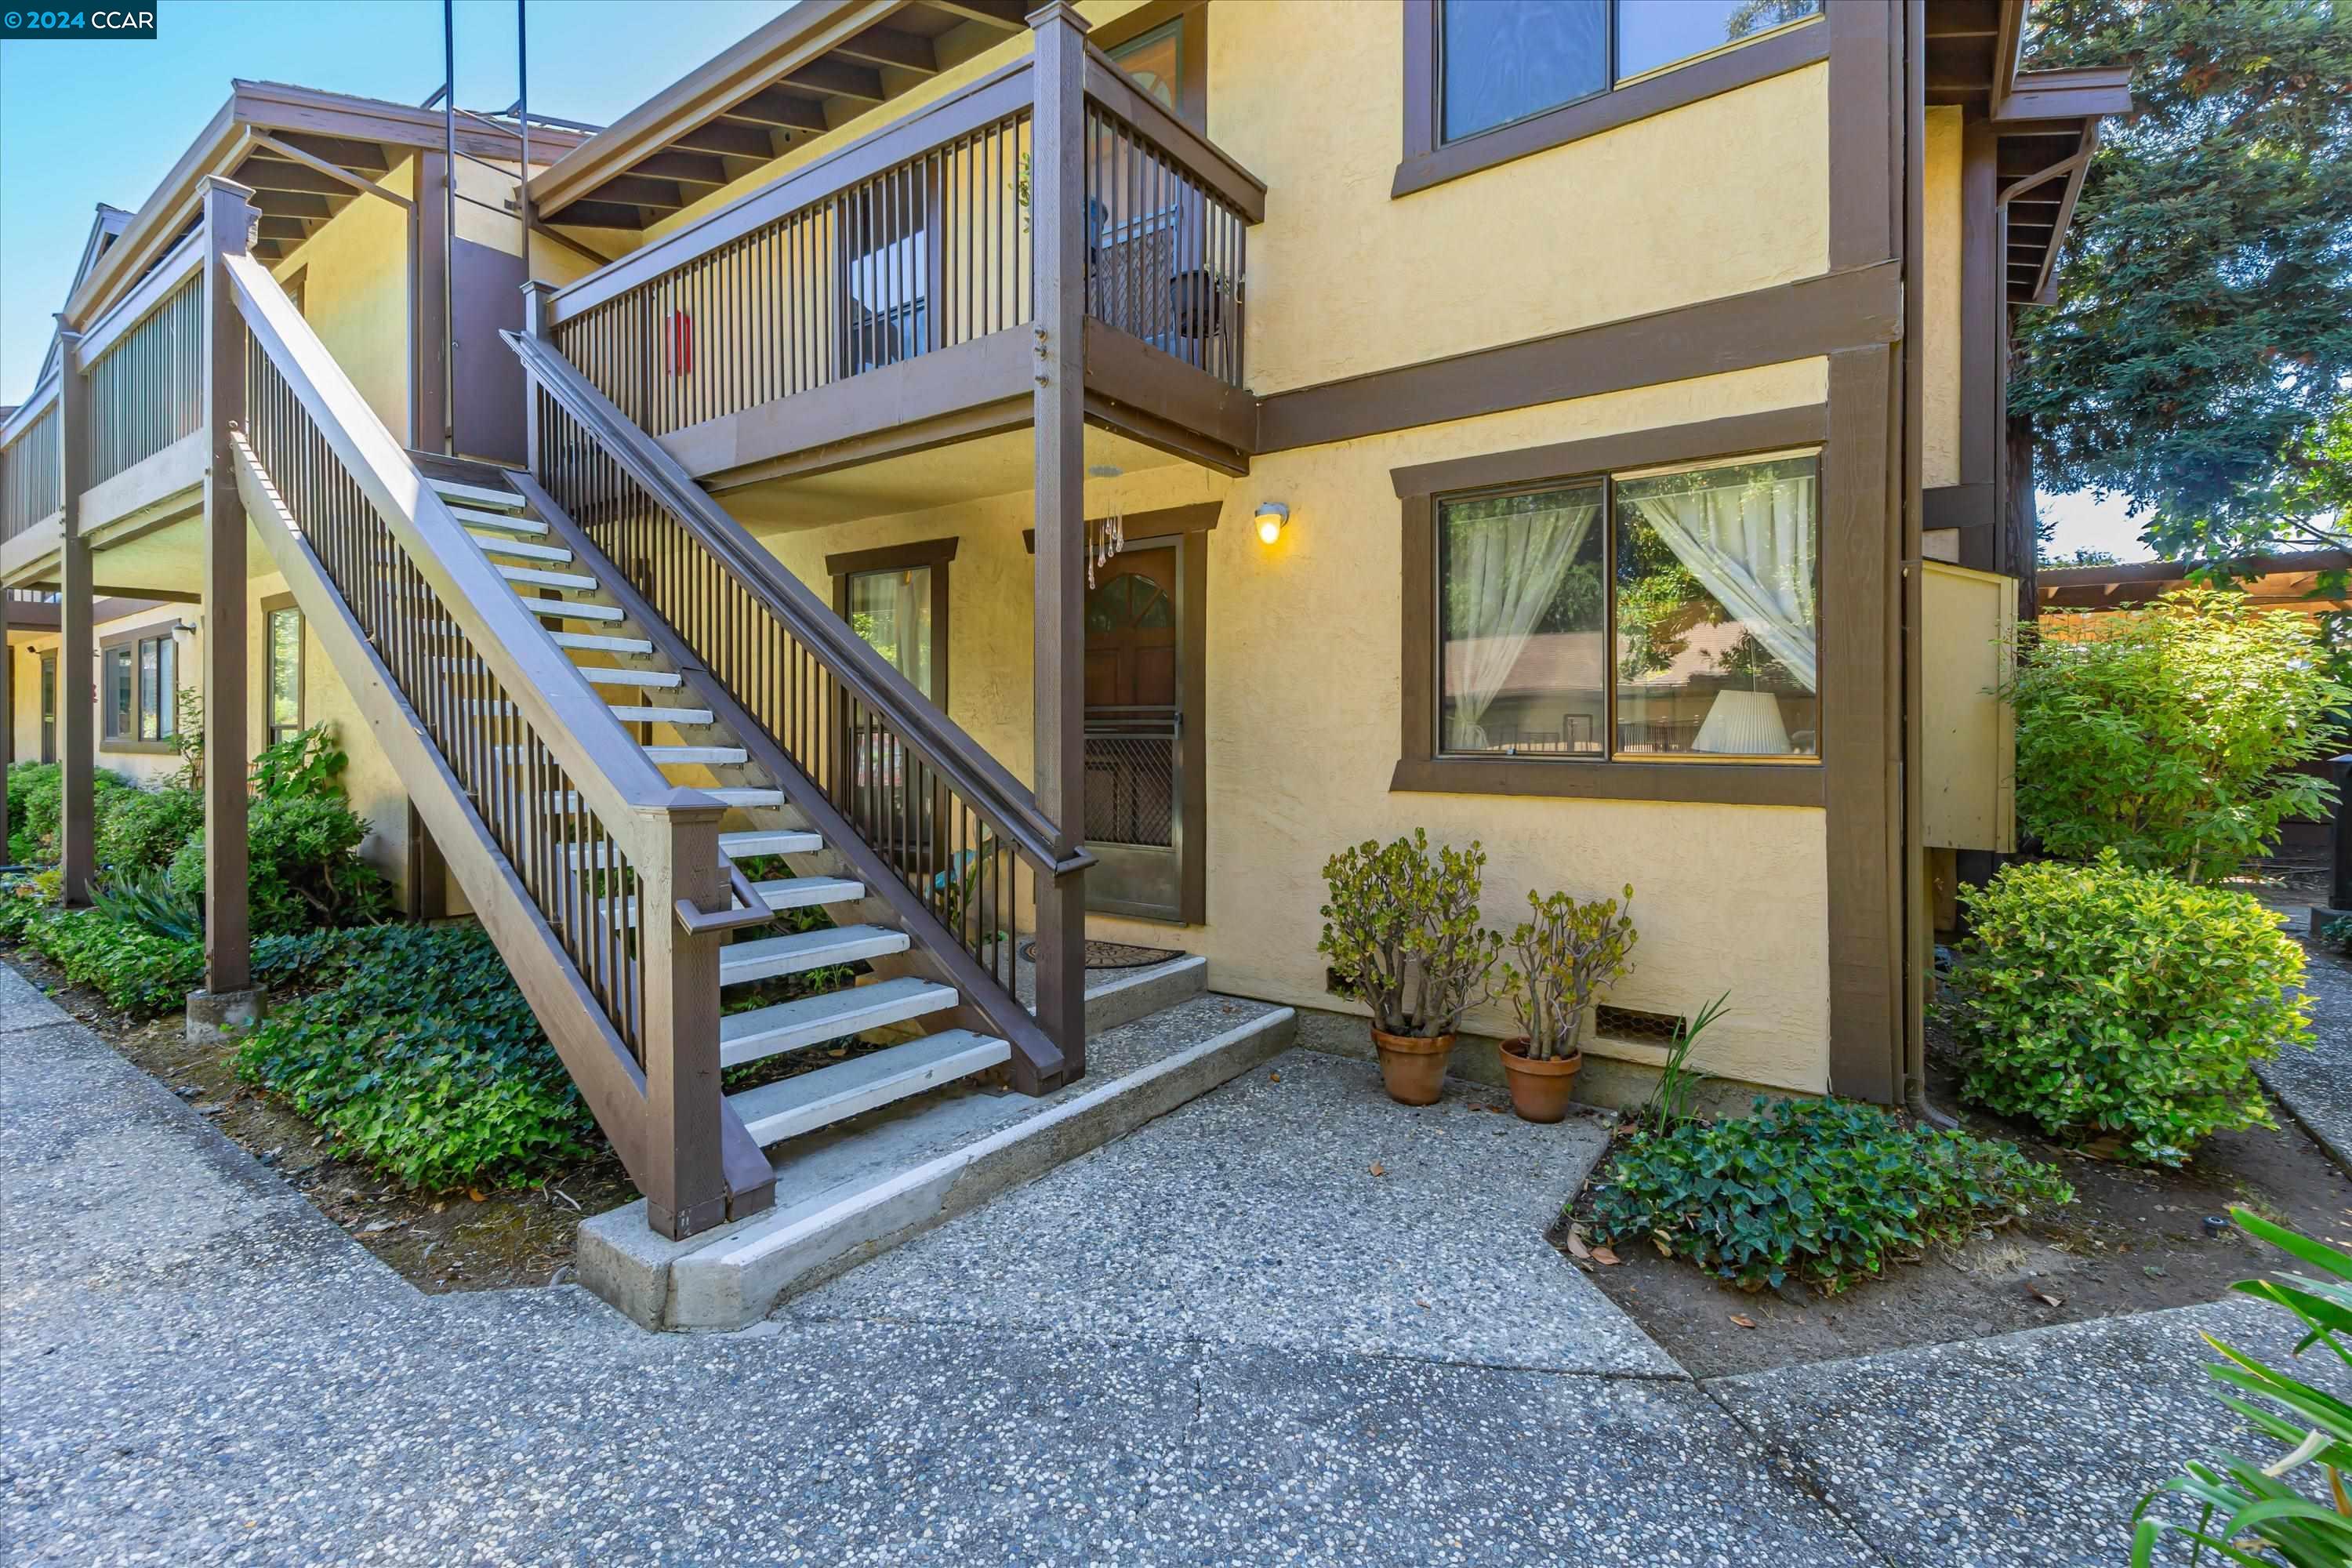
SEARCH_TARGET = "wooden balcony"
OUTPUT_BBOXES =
[540,44,1264,495]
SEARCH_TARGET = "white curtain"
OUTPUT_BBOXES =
[1443,495,1600,750]
[1625,467,1818,691]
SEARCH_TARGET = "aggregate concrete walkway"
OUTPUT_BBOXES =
[0,962,2296,1566]
[2263,928,2352,1173]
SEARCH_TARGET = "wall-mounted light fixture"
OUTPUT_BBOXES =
[1254,501,1290,546]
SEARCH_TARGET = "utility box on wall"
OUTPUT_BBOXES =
[1920,561,2016,854]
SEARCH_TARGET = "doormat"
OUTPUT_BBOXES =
[1018,938,1185,971]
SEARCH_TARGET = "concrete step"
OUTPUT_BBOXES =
[499,564,602,592]
[518,597,626,624]
[644,744,748,767]
[719,976,960,1070]
[448,505,547,535]
[607,704,715,725]
[726,1030,1009,1148]
[430,477,527,511]
[550,630,654,655]
[719,922,909,986]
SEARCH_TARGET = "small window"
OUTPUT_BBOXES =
[1433,453,1820,763]
[1108,18,1184,115]
[100,630,176,746]
[1436,0,1822,146]
[267,604,304,748]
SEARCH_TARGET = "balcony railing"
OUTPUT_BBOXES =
[0,390,61,543]
[83,237,204,489]
[544,45,1261,448]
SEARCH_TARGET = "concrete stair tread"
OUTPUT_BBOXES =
[550,630,653,654]
[725,1029,1010,1148]
[610,873,862,928]
[499,564,601,591]
[548,786,785,812]
[473,535,573,564]
[721,828,822,858]
[519,598,626,623]
[719,977,961,1070]
[573,666,681,688]
[719,923,909,986]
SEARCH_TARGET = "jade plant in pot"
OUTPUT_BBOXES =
[1318,829,1499,1105]
[1495,886,1638,1123]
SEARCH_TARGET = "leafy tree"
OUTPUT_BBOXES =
[2012,0,2352,559]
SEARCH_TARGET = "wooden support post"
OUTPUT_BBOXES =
[1026,1,1091,1089]
[637,795,732,1240]
[55,329,94,906]
[201,177,259,996]
[0,586,13,776]
[523,280,556,474]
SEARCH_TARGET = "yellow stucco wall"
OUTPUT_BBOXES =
[1922,105,1963,491]
[272,158,416,446]
[726,358,1835,1092]
[1214,8,1830,394]
[9,604,194,788]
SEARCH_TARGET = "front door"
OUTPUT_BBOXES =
[1083,539,1188,920]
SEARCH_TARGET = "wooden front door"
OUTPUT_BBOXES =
[1083,542,1188,920]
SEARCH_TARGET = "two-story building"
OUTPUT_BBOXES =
[0,0,2125,1321]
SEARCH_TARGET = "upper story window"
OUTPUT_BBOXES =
[1440,0,1824,143]
[1104,12,1205,129]
[1397,0,1829,197]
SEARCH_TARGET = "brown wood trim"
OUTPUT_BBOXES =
[100,739,176,756]
[1393,10,1828,199]
[829,535,956,713]
[1258,263,1897,453]
[1022,500,1221,554]
[1958,119,2002,488]
[1391,754,1825,808]
[1390,406,1827,499]
[1082,319,1258,457]
[1176,526,1206,924]
[824,535,961,578]
[1828,2,1896,271]
[1923,482,1997,532]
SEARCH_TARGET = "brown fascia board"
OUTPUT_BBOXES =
[64,80,587,332]
[1994,64,2133,124]
[528,0,909,223]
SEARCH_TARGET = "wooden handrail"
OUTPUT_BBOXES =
[546,55,1037,326]
[510,325,1089,881]
[226,254,695,848]
[1080,48,1266,224]
[75,230,204,370]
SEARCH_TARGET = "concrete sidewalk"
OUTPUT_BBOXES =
[0,960,2290,1566]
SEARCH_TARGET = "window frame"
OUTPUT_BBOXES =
[98,623,179,753]
[1394,0,1828,199]
[1097,2,1208,129]
[826,536,957,712]
[261,594,306,750]
[1394,405,1831,807]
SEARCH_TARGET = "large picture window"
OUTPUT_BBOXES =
[828,537,956,710]
[1435,452,1820,763]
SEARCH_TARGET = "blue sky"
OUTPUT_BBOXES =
[0,0,791,397]
[0,1,2161,559]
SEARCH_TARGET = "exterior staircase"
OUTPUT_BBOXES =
[409,461,1019,1152]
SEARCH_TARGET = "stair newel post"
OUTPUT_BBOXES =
[54,324,93,906]
[1027,0,1092,1089]
[194,178,262,1027]
[637,792,732,1240]
[521,280,556,477]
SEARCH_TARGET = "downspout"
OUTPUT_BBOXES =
[442,0,457,456]
[1898,0,1957,1131]
[517,0,530,297]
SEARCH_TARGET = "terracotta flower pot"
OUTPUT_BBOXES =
[1498,1036,1584,1123]
[1370,1026,1455,1105]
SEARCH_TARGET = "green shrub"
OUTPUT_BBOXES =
[0,872,55,942]
[234,924,597,1191]
[1318,829,1499,1037]
[1587,1097,2073,1294]
[25,908,201,1016]
[249,722,348,802]
[96,785,203,873]
[2133,1207,2352,1565]
[167,793,390,935]
[2014,588,2346,881]
[6,761,136,866]
[93,865,202,942]
[1941,854,2310,1164]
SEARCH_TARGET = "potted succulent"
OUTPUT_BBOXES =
[1318,829,1500,1105]
[1495,886,1638,1123]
